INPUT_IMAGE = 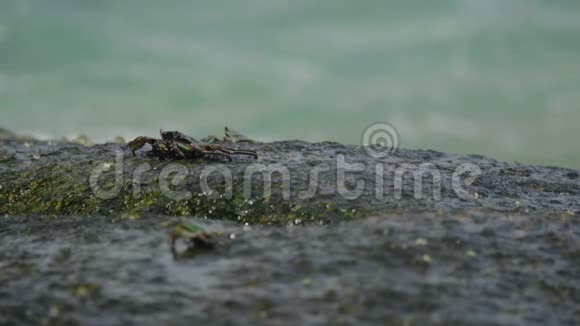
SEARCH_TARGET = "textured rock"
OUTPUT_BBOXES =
[1,136,578,221]
[0,132,579,325]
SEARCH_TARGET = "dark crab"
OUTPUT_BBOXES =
[127,129,258,161]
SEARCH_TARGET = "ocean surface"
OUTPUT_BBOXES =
[1,0,579,168]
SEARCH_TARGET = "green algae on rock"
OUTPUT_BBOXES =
[1,134,579,223]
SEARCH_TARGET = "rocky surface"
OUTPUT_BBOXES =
[0,132,579,325]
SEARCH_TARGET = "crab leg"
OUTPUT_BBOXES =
[127,136,158,156]
[204,145,258,159]
[202,150,233,162]
[229,148,258,159]
[168,141,187,159]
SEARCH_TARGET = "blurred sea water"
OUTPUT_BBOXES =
[0,0,579,167]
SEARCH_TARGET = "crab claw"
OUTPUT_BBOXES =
[127,136,151,156]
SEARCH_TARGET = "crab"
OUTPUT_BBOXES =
[127,129,258,161]
[169,220,224,256]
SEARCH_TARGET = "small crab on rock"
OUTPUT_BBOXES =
[169,220,224,256]
[127,129,258,161]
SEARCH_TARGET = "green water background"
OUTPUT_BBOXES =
[1,0,579,168]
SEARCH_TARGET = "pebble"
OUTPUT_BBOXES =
[48,305,61,318]
[113,136,125,144]
[465,250,477,258]
[74,283,100,298]
[415,238,428,246]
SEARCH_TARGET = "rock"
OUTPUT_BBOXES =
[112,136,126,144]
[0,138,578,220]
[0,136,579,324]
[0,127,35,141]
[1,212,578,324]
[73,134,94,146]
[0,127,16,140]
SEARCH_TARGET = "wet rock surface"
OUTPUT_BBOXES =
[1,213,579,325]
[0,134,579,325]
[1,137,579,220]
